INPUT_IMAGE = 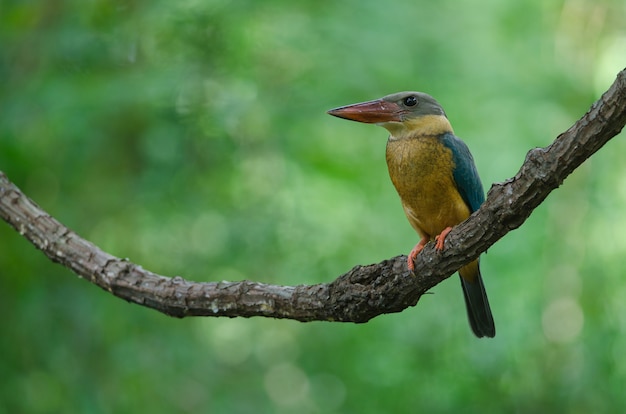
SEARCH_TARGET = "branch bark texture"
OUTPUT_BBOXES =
[2,69,625,322]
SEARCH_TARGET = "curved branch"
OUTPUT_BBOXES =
[1,68,625,322]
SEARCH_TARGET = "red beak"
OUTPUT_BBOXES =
[327,99,403,123]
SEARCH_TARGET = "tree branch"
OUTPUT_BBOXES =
[1,68,625,323]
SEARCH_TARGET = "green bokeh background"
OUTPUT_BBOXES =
[1,0,626,412]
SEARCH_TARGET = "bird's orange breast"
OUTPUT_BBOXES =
[385,134,470,239]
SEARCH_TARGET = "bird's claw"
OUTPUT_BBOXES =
[407,237,429,271]
[434,227,453,251]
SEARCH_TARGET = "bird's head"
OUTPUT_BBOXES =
[327,91,453,138]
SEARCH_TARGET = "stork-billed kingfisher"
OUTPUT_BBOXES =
[327,91,495,338]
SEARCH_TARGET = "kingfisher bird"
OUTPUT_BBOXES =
[327,91,495,338]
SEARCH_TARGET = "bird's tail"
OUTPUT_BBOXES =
[459,260,495,338]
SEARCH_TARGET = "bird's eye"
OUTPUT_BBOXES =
[403,96,418,107]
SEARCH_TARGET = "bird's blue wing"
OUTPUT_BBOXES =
[440,132,484,213]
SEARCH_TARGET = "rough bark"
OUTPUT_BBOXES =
[1,68,625,322]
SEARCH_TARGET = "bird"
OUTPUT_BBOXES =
[327,91,495,338]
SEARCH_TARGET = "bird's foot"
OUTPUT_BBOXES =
[407,237,429,271]
[434,227,453,251]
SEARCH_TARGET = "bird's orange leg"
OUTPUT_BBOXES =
[407,236,429,271]
[434,227,453,251]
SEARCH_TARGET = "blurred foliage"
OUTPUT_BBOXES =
[1,0,626,412]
